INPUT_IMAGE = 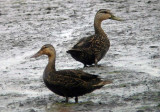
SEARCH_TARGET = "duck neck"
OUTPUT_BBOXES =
[46,54,56,72]
[94,18,106,36]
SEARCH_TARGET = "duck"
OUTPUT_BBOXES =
[67,9,122,67]
[31,44,112,103]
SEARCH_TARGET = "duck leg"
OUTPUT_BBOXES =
[95,58,98,67]
[83,64,87,68]
[65,97,69,103]
[75,97,78,103]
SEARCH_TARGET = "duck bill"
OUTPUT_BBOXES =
[110,15,123,21]
[31,50,42,58]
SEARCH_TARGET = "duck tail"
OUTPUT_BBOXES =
[66,49,81,54]
[93,80,112,88]
[66,50,72,54]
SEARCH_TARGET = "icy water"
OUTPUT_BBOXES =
[0,0,160,112]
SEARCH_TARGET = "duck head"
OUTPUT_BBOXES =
[31,44,56,58]
[96,9,122,21]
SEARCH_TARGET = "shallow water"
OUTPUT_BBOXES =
[0,0,160,112]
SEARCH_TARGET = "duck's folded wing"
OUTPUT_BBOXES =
[72,35,94,49]
[56,70,100,82]
[47,73,87,88]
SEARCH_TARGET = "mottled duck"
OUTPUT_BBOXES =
[31,44,112,103]
[67,9,122,67]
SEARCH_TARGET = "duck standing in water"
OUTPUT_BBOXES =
[67,9,122,67]
[31,44,112,103]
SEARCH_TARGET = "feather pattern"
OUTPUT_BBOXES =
[31,44,112,103]
[67,9,121,67]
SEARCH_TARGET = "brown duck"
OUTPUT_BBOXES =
[67,9,122,67]
[31,44,112,103]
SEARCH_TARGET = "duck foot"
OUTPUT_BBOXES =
[75,97,78,103]
[83,64,88,68]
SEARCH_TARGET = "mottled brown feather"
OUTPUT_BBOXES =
[67,9,121,67]
[32,44,112,103]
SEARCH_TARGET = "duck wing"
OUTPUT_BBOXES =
[72,35,94,50]
[45,70,99,92]
[56,70,100,82]
[47,72,87,88]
